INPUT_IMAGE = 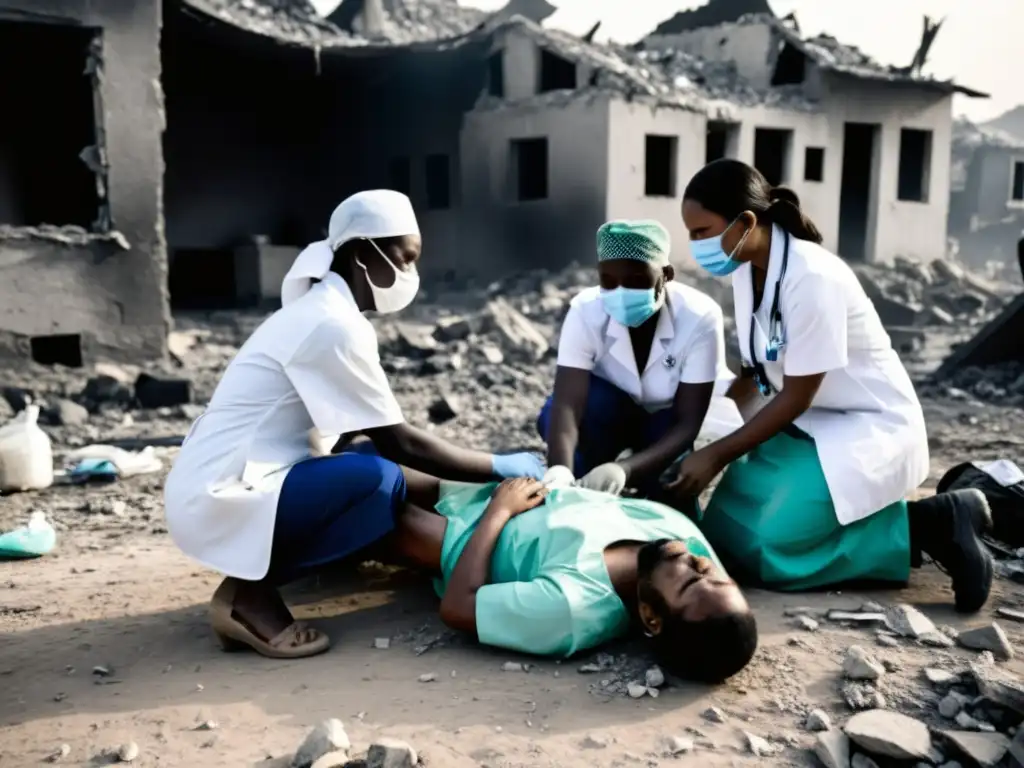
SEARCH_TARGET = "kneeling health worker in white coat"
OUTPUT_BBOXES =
[164,190,544,659]
[666,159,993,613]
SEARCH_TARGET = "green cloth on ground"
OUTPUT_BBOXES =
[433,483,722,658]
[701,430,910,591]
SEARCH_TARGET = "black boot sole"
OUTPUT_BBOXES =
[947,488,994,613]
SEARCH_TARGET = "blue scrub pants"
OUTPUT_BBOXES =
[266,452,407,585]
[537,374,676,484]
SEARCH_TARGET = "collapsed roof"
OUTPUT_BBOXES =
[327,0,487,45]
[651,0,772,36]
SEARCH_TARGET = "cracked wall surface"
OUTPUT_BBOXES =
[0,0,168,364]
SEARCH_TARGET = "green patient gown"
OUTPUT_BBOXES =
[700,429,910,591]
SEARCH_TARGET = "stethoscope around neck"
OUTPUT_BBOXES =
[743,230,790,396]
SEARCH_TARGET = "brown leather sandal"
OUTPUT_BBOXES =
[209,579,330,659]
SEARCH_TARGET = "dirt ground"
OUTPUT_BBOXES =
[3,275,1024,766]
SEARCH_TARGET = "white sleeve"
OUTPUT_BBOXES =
[679,306,726,385]
[284,322,404,435]
[556,304,598,371]
[783,272,849,377]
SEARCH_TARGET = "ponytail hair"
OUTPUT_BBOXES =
[683,159,824,244]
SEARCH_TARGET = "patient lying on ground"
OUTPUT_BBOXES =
[388,476,757,684]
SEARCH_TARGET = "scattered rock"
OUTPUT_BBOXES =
[744,732,777,757]
[844,709,933,760]
[702,706,726,723]
[922,631,957,648]
[886,604,938,638]
[81,375,132,408]
[1010,727,1024,766]
[925,668,959,687]
[501,662,525,673]
[417,673,437,683]
[427,394,460,424]
[310,752,350,768]
[293,720,350,768]
[481,298,549,360]
[645,666,665,688]
[843,646,885,681]
[92,665,113,677]
[664,735,693,755]
[828,611,888,626]
[47,399,89,426]
[940,730,1010,767]
[958,623,1014,661]
[842,682,886,711]
[956,711,982,730]
[806,709,832,732]
[117,742,139,763]
[996,607,1024,624]
[373,637,390,650]
[939,693,965,719]
[194,720,218,731]
[814,730,850,768]
[433,316,473,343]
[877,635,899,648]
[797,615,820,632]
[581,734,609,749]
[852,754,880,768]
[627,682,647,699]
[366,737,417,767]
[45,744,71,763]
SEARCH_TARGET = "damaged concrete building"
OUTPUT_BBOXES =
[0,0,167,365]
[0,0,990,364]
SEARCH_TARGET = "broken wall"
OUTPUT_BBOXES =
[645,20,778,90]
[0,0,168,364]
[821,75,953,264]
[605,100,707,263]
[962,145,1024,226]
[460,95,611,275]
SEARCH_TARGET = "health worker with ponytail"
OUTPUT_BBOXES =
[668,159,992,613]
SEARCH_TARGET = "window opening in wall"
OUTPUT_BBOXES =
[705,121,739,164]
[510,138,548,202]
[897,129,932,202]
[168,248,240,310]
[644,135,677,197]
[425,154,451,210]
[0,20,102,228]
[389,157,412,196]
[753,128,793,187]
[804,147,825,182]
[771,42,807,86]
[1011,160,1024,203]
[487,51,505,98]
[539,49,576,92]
[30,334,83,368]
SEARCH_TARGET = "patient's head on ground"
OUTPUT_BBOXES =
[636,539,757,683]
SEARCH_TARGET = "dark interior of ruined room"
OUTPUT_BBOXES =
[0,20,100,229]
[161,4,485,309]
[839,122,879,261]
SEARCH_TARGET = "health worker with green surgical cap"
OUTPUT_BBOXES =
[538,219,732,497]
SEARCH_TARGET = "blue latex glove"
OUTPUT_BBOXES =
[491,452,545,480]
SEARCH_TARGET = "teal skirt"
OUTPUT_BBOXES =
[701,429,910,591]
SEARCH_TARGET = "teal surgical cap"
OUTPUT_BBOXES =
[596,220,671,266]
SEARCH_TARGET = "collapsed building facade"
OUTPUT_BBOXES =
[0,0,988,365]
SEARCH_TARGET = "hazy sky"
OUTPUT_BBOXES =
[310,0,1021,122]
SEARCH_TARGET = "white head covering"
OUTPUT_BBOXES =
[280,190,420,306]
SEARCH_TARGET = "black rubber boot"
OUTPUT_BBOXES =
[908,489,994,613]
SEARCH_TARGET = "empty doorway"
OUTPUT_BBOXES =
[753,128,792,186]
[706,122,739,164]
[838,123,880,261]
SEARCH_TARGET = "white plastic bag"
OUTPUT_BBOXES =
[66,444,162,477]
[0,405,54,492]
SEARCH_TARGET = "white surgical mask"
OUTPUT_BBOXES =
[355,238,420,314]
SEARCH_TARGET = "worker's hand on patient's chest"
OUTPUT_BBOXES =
[542,465,576,488]
[489,478,548,517]
[665,447,724,497]
[577,463,628,495]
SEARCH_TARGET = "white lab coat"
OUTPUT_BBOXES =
[164,273,404,580]
[556,281,738,439]
[732,224,929,525]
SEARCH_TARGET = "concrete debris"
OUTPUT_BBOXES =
[797,615,820,631]
[996,607,1024,623]
[844,709,933,761]
[501,661,526,672]
[939,692,967,719]
[627,682,648,699]
[925,668,960,687]
[309,753,349,768]
[827,611,888,626]
[664,735,693,755]
[645,666,665,688]
[117,742,139,762]
[293,720,350,768]
[842,683,886,711]
[940,730,1011,767]
[971,666,1024,715]
[885,604,938,639]
[843,646,885,681]
[814,730,851,768]
[805,709,832,732]
[373,637,390,650]
[851,753,880,768]
[46,744,71,763]
[744,731,777,757]
[427,394,460,424]
[702,706,726,723]
[417,673,436,683]
[366,738,417,768]
[1011,727,1024,766]
[481,298,550,361]
[958,623,1014,660]
[581,734,609,749]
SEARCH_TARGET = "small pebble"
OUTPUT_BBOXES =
[702,706,726,723]
[418,673,437,683]
[627,683,647,699]
[645,666,665,688]
[502,662,525,673]
[46,744,71,763]
[805,709,832,732]
[797,615,820,632]
[373,637,390,650]
[117,742,139,763]
[664,735,693,755]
